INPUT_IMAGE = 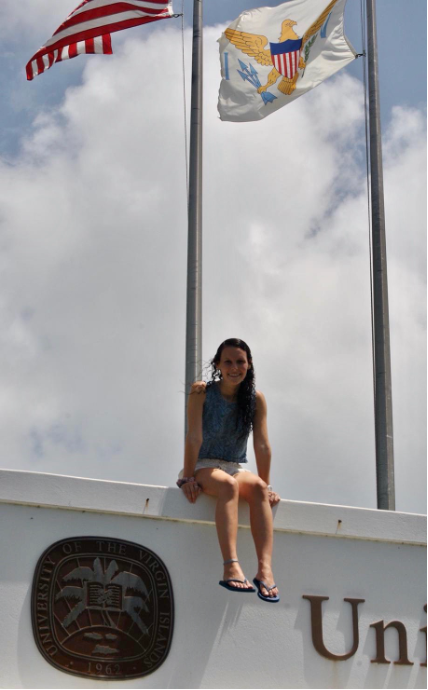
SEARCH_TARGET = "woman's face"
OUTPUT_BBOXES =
[217,347,250,385]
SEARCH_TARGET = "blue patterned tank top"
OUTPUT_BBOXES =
[198,382,251,463]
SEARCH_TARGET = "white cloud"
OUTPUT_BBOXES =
[0,1,80,41]
[0,25,425,513]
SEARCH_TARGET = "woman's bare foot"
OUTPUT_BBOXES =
[223,561,253,590]
[255,566,278,598]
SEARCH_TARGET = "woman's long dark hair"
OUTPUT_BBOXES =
[208,338,256,436]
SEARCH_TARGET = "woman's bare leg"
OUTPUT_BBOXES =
[235,472,278,598]
[195,468,252,589]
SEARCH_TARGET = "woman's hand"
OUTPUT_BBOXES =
[268,489,281,507]
[181,479,202,504]
[191,381,207,394]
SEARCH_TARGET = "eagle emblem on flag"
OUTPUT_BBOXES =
[224,0,339,98]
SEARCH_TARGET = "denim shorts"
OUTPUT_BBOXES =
[179,458,250,478]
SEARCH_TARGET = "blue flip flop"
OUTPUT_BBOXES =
[219,578,256,592]
[253,577,280,603]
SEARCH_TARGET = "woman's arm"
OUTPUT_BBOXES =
[183,436,202,478]
[181,385,205,503]
[253,391,272,483]
[253,391,280,506]
[183,384,205,475]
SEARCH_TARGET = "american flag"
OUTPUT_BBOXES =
[26,0,173,81]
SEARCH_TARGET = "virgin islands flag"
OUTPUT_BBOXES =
[218,0,356,122]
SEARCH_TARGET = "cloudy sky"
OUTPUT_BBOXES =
[0,0,426,514]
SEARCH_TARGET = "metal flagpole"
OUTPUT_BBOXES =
[366,0,395,509]
[184,0,203,433]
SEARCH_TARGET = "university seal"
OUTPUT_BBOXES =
[31,537,174,680]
